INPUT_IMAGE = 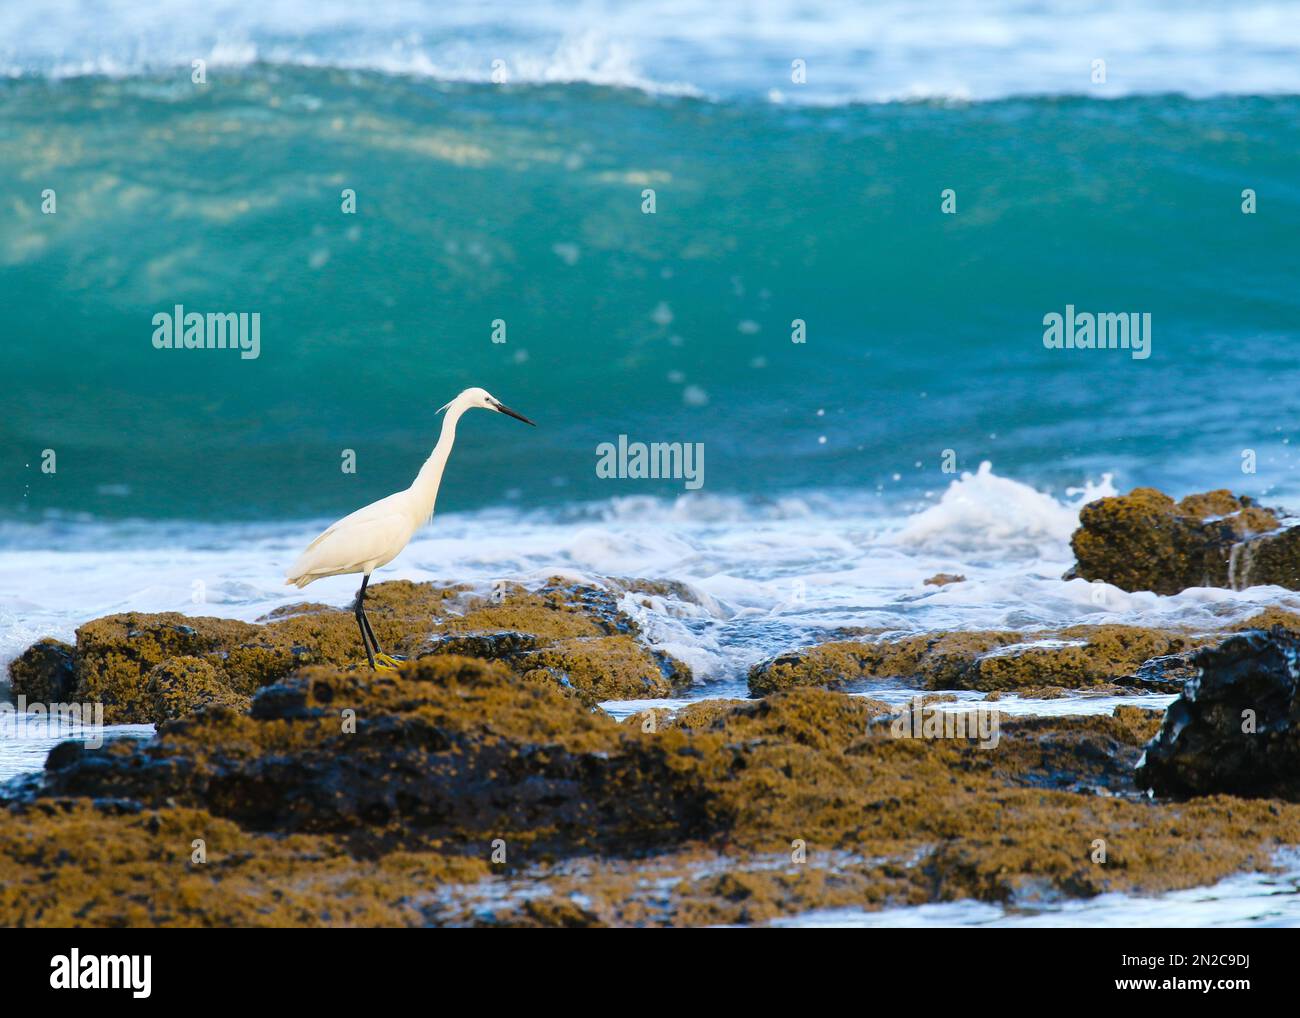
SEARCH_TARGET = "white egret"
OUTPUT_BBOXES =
[285,387,536,669]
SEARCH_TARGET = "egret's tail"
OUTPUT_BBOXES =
[284,555,321,588]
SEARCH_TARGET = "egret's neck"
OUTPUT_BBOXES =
[409,406,463,518]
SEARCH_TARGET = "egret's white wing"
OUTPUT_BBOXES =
[300,492,401,550]
[286,497,413,585]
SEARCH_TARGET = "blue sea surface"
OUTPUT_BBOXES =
[1,1,1298,524]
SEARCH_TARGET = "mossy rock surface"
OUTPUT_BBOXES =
[8,638,78,704]
[147,656,251,722]
[1068,486,1298,594]
[8,578,691,723]
[408,580,692,705]
[8,658,1300,925]
[746,613,1300,696]
[33,655,721,853]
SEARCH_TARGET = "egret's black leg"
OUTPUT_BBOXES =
[356,574,402,670]
[360,609,380,657]
[359,594,380,655]
[354,574,377,670]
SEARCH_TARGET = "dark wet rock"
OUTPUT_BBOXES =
[1069,487,1297,594]
[1115,651,1200,694]
[8,638,78,703]
[1137,628,1300,799]
[542,580,642,634]
[31,655,719,854]
[43,740,87,772]
[981,708,1164,795]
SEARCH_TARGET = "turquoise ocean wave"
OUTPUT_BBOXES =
[2,2,1298,524]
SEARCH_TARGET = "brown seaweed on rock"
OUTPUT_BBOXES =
[33,656,723,855]
[6,652,1300,925]
[747,623,1221,696]
[6,578,691,723]
[412,581,692,704]
[10,579,463,724]
[1068,487,1300,594]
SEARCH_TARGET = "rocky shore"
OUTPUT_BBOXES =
[8,580,692,724]
[5,485,1300,926]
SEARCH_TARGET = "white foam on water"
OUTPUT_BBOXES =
[5,465,1299,687]
[892,461,1117,554]
[4,0,1300,102]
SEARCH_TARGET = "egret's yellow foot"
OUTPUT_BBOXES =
[373,652,405,671]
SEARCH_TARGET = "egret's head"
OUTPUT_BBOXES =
[440,387,536,425]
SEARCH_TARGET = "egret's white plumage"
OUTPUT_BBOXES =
[285,386,535,668]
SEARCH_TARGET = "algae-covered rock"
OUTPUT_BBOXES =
[748,631,1014,695]
[1069,487,1298,594]
[12,578,689,724]
[74,613,275,722]
[0,801,489,928]
[660,699,752,731]
[518,635,689,701]
[748,624,1210,696]
[415,630,544,660]
[9,658,1300,926]
[1137,628,1300,800]
[147,656,252,721]
[428,581,632,645]
[68,583,466,722]
[972,626,1208,691]
[35,655,720,853]
[410,580,692,704]
[8,638,78,703]
[488,896,611,928]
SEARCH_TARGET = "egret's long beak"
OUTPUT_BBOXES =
[493,401,536,426]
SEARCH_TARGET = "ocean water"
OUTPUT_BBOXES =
[2,4,1300,524]
[3,0,1300,924]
